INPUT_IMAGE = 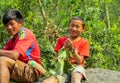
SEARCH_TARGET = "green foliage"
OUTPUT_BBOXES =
[0,0,120,73]
[49,48,72,76]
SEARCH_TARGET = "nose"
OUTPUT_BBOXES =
[73,27,77,30]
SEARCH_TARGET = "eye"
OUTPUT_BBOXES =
[70,24,81,29]
[76,25,80,29]
[71,24,75,27]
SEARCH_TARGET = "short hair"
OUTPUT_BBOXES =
[69,16,85,27]
[2,9,23,25]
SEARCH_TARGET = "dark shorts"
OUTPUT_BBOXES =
[10,60,40,83]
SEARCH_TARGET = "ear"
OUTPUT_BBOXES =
[83,26,86,31]
[19,20,23,25]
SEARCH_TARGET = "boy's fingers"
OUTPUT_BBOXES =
[65,41,71,47]
[67,39,72,43]
[68,39,73,45]
[67,39,72,46]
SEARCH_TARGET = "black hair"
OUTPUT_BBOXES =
[2,9,23,25]
[69,16,85,27]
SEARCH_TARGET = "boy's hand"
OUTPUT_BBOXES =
[64,39,74,51]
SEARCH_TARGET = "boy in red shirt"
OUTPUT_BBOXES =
[0,9,44,83]
[43,16,90,83]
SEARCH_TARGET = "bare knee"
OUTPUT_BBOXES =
[72,72,83,80]
[42,78,51,83]
[42,79,48,83]
[0,56,15,70]
[42,76,58,83]
[0,56,12,64]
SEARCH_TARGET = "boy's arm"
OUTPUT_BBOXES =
[70,48,84,64]
[64,39,85,64]
[0,49,20,60]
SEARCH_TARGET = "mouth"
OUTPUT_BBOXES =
[71,31,76,34]
[8,30,15,34]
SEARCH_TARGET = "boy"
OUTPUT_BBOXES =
[43,16,90,83]
[0,9,42,83]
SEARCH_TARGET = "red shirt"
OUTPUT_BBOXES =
[4,28,41,64]
[55,36,90,66]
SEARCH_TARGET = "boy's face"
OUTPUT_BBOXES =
[68,20,84,37]
[4,19,22,36]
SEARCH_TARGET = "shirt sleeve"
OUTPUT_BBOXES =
[4,42,10,50]
[78,41,90,58]
[55,38,62,52]
[55,37,67,52]
[3,39,12,50]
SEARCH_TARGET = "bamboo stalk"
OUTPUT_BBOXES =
[105,2,110,29]
[38,0,49,26]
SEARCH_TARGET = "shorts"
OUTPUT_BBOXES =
[56,65,87,83]
[71,65,87,81]
[10,60,40,83]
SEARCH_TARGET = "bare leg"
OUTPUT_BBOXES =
[42,76,59,83]
[0,56,15,83]
[71,72,83,83]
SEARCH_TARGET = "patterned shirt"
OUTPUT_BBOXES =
[4,27,41,64]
